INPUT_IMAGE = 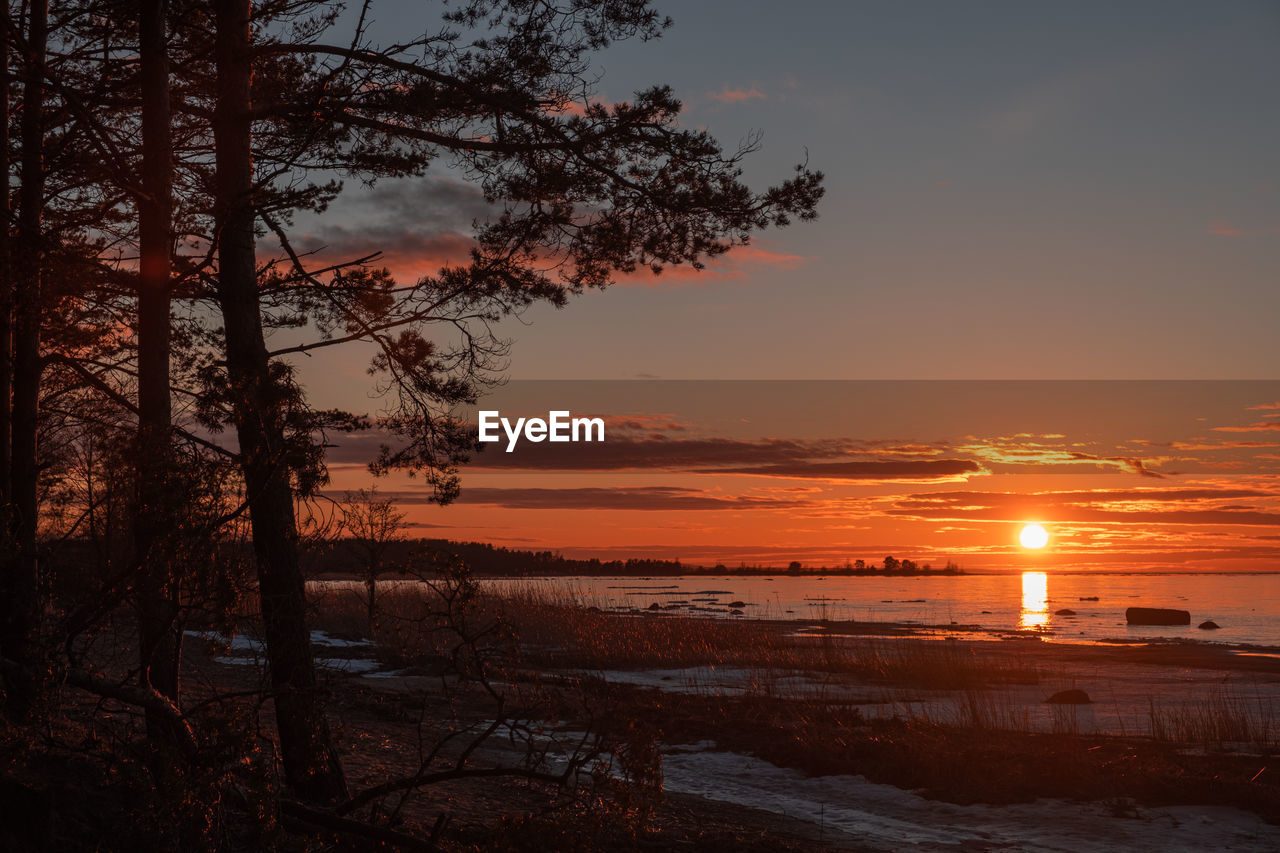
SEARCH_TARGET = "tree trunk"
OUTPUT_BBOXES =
[0,0,12,508]
[136,0,182,738]
[2,0,47,722]
[213,0,347,803]
[366,569,376,633]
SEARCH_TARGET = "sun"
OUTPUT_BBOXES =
[1019,523,1049,550]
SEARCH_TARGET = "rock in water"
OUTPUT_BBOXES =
[1125,607,1190,626]
[1055,608,1077,616]
[1198,620,1221,630]
[1046,689,1092,704]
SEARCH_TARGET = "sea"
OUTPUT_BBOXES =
[481,572,1280,649]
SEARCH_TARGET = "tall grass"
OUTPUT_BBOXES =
[1147,689,1279,749]
[302,578,1280,752]
[303,579,1041,692]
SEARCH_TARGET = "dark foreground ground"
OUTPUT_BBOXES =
[4,593,1279,851]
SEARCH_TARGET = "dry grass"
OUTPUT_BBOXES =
[304,579,1040,693]
[303,578,1280,755]
[1147,688,1279,749]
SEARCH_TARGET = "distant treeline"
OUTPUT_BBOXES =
[305,539,960,578]
[693,557,963,576]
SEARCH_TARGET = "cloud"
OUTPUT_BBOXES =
[1212,421,1280,433]
[296,228,476,282]
[708,86,766,104]
[955,440,1167,477]
[453,486,815,511]
[295,175,808,289]
[324,428,956,473]
[465,434,963,474]
[1170,440,1280,450]
[469,435,845,470]
[884,486,1280,527]
[291,176,493,281]
[599,414,690,434]
[1208,221,1244,237]
[711,459,985,483]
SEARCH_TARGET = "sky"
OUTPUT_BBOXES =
[289,1,1280,570]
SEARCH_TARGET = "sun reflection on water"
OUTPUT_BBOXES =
[1020,571,1049,630]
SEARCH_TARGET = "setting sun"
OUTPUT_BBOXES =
[1019,523,1049,549]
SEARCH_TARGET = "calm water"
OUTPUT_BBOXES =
[489,573,1280,648]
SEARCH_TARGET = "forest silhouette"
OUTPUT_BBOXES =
[0,1,822,848]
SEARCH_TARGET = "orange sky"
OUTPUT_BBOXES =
[320,381,1280,572]
[292,3,1280,571]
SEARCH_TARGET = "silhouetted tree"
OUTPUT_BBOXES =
[134,0,183,741]
[2,0,49,723]
[342,486,407,629]
[0,0,823,820]
[201,0,821,802]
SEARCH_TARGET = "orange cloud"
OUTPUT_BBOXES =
[954,439,1167,477]
[303,231,476,283]
[1208,220,1244,236]
[1212,421,1280,433]
[552,97,611,118]
[708,86,766,104]
[1171,440,1280,450]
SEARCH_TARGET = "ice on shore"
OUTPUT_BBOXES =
[663,748,1276,852]
[190,629,384,675]
[184,630,263,653]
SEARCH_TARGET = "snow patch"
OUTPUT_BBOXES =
[317,657,382,674]
[662,749,1276,852]
[309,630,375,649]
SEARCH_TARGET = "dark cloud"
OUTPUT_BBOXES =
[293,176,494,279]
[711,459,984,482]
[350,486,814,512]
[339,175,494,233]
[454,486,817,511]
[466,435,955,473]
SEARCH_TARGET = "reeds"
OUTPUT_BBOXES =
[301,578,1278,751]
[1147,688,1278,749]
[304,579,1039,691]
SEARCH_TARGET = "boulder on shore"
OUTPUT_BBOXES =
[1198,620,1221,630]
[1046,689,1092,705]
[1125,606,1190,626]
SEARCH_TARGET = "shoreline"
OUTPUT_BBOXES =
[309,573,1280,653]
